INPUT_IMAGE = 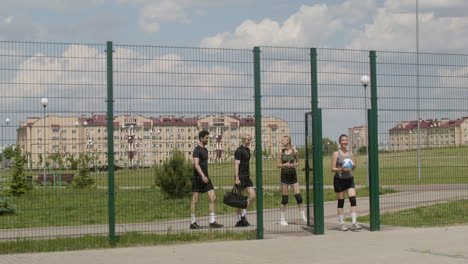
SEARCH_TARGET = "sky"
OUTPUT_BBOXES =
[2,0,468,51]
[2,0,468,146]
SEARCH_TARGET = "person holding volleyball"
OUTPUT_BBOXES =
[331,134,361,231]
[276,135,307,226]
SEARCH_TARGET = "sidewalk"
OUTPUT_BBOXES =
[1,187,467,239]
[1,225,467,264]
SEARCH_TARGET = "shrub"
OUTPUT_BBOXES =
[0,197,16,215]
[155,150,192,198]
[6,146,32,196]
[72,154,95,189]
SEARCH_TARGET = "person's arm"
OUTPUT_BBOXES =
[331,151,341,173]
[234,159,241,185]
[193,157,209,183]
[293,151,300,168]
[277,151,290,168]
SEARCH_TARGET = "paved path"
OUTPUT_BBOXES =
[1,187,467,239]
[1,225,467,264]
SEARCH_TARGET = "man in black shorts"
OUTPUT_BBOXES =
[234,134,256,227]
[190,130,223,229]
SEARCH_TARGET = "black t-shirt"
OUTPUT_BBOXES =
[235,145,250,177]
[193,145,208,178]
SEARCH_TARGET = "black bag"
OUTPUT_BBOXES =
[223,185,247,209]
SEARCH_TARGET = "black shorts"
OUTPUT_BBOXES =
[192,176,214,193]
[281,170,298,185]
[237,176,254,191]
[333,177,355,193]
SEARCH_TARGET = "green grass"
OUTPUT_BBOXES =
[0,187,397,229]
[0,231,255,255]
[2,146,468,188]
[357,200,468,227]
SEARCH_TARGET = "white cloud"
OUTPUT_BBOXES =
[138,0,191,33]
[201,4,343,48]
[385,0,468,13]
[347,8,468,52]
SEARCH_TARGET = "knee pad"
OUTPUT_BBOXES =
[295,194,303,204]
[281,195,289,205]
[337,199,345,208]
[349,196,357,207]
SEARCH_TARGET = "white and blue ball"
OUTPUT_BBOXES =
[342,158,353,169]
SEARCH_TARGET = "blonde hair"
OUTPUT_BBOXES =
[283,135,297,153]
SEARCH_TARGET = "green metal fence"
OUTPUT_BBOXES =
[376,51,468,229]
[0,41,110,250]
[1,40,468,253]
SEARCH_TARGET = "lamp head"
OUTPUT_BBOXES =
[360,75,370,87]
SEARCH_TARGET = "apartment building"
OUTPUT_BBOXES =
[389,117,468,151]
[17,114,290,168]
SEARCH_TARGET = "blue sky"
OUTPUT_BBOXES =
[2,0,467,52]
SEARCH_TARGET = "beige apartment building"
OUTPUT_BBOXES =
[348,125,367,153]
[17,114,290,169]
[389,117,468,151]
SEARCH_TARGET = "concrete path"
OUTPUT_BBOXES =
[1,225,467,264]
[1,187,467,239]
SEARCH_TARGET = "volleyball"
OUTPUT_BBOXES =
[342,158,353,169]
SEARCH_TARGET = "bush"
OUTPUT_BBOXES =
[155,150,192,199]
[72,154,95,189]
[0,197,16,215]
[5,146,32,196]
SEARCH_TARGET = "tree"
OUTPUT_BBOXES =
[322,137,338,156]
[72,154,95,189]
[1,145,16,160]
[65,153,79,170]
[358,146,367,155]
[154,149,192,199]
[6,146,32,196]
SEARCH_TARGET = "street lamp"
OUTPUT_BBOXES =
[360,75,370,185]
[41,98,48,186]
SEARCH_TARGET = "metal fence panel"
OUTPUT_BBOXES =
[0,41,108,251]
[111,44,255,236]
[377,51,468,228]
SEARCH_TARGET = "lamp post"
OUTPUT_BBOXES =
[41,98,48,186]
[360,75,370,185]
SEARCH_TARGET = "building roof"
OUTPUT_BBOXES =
[389,118,466,132]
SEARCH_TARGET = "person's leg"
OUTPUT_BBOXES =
[280,184,289,225]
[207,190,223,227]
[336,191,347,230]
[292,183,306,222]
[190,192,201,229]
[191,192,199,222]
[347,188,361,229]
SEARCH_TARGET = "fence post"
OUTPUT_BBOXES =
[253,46,263,239]
[368,50,380,231]
[310,48,324,235]
[106,41,116,244]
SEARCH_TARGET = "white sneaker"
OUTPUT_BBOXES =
[339,224,348,231]
[352,223,362,230]
[280,220,288,226]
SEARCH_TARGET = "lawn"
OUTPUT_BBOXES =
[358,199,468,227]
[0,187,396,229]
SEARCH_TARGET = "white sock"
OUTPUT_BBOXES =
[300,210,306,219]
[191,214,196,224]
[351,213,357,224]
[339,215,344,225]
[280,212,286,222]
[241,209,247,217]
[210,213,215,223]
[237,214,242,221]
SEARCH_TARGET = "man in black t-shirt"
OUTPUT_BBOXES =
[234,134,256,227]
[190,130,223,229]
